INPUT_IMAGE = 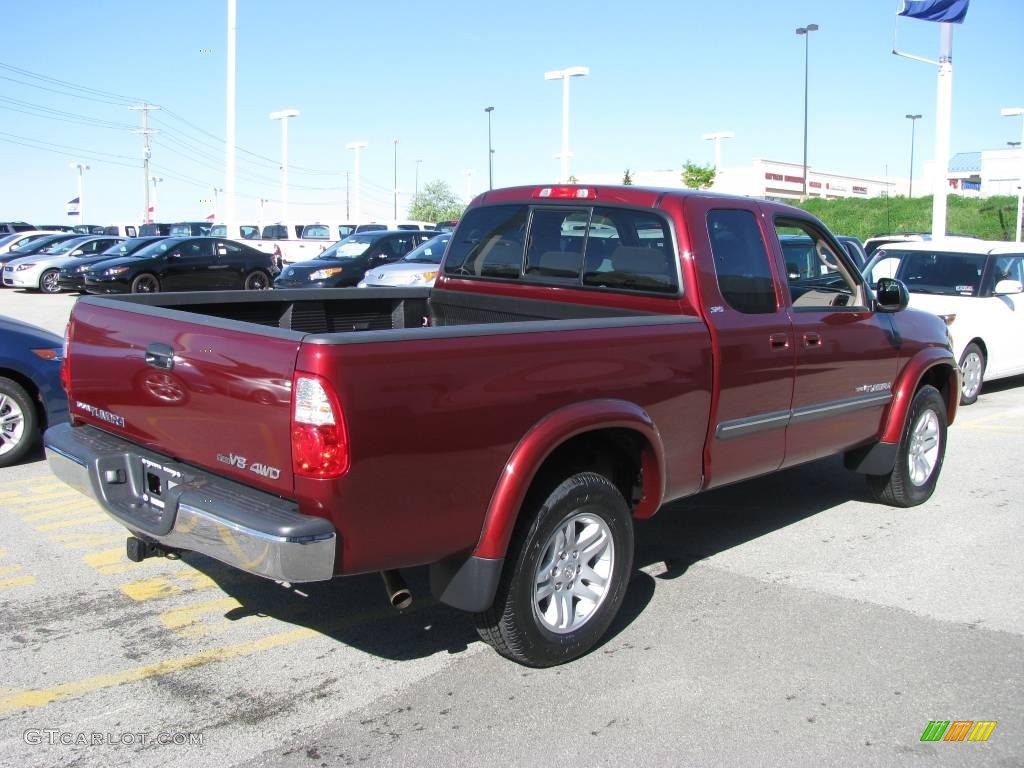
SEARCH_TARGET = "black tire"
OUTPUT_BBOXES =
[867,385,947,507]
[473,472,634,667]
[0,376,38,468]
[131,273,160,294]
[243,270,271,290]
[958,343,985,406]
[39,269,61,294]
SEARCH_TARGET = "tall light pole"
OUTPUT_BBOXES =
[796,24,818,199]
[346,141,368,222]
[212,186,223,222]
[544,66,589,183]
[270,109,300,224]
[484,106,495,189]
[150,176,163,221]
[225,0,237,236]
[1001,107,1024,242]
[414,159,423,197]
[70,163,89,227]
[905,114,922,198]
[393,138,399,220]
[702,131,735,170]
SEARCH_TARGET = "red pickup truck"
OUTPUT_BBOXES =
[45,185,959,667]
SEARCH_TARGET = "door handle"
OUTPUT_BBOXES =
[769,333,790,349]
[802,332,822,348]
[145,343,175,371]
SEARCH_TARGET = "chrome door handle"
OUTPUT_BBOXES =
[802,332,822,348]
[769,333,789,349]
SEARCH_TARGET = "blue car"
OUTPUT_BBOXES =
[0,316,68,466]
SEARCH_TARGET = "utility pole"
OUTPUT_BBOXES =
[70,163,89,227]
[345,171,350,221]
[212,186,223,222]
[393,138,399,220]
[225,0,237,237]
[414,159,423,197]
[485,106,495,189]
[130,103,160,223]
[151,176,164,221]
[346,141,368,222]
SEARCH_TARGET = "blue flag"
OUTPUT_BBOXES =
[898,0,969,23]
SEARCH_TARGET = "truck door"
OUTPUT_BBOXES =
[689,203,795,488]
[766,214,899,466]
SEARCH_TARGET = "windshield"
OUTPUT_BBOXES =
[318,235,376,259]
[880,249,987,296]
[40,237,90,255]
[131,239,182,258]
[103,237,159,257]
[403,233,450,264]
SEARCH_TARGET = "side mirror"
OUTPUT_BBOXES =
[994,279,1023,295]
[71,249,84,256]
[874,277,909,313]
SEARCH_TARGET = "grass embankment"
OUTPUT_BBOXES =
[791,195,1019,242]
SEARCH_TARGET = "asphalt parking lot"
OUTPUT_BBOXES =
[0,288,1022,768]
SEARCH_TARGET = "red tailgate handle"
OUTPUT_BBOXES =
[769,333,789,349]
[802,332,822,348]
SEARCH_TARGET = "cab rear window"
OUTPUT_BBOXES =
[443,204,677,295]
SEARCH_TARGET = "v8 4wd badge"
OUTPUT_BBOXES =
[217,453,281,480]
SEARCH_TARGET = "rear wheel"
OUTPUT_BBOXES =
[958,343,984,405]
[243,270,271,290]
[131,273,160,294]
[473,472,634,667]
[39,269,60,294]
[0,377,37,468]
[867,385,947,507]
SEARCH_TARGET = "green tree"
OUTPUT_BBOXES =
[681,161,716,190]
[408,180,465,222]
[622,169,633,185]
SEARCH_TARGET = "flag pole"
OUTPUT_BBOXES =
[931,22,953,238]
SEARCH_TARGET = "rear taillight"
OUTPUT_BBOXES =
[291,373,349,478]
[60,321,72,396]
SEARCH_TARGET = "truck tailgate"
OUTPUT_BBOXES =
[67,299,299,495]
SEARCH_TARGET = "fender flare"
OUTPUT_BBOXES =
[474,399,666,561]
[880,348,959,445]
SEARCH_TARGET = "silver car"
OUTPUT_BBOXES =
[357,233,451,287]
[3,236,124,293]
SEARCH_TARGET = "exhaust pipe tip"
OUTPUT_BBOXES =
[380,569,412,610]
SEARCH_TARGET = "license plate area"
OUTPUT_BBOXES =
[92,453,187,536]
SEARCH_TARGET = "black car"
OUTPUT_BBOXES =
[58,236,169,292]
[0,222,36,235]
[0,233,82,269]
[273,230,436,289]
[83,237,279,294]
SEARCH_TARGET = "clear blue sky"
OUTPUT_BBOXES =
[1,0,1021,225]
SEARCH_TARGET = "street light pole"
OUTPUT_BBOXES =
[905,114,922,198]
[544,67,589,183]
[701,131,735,170]
[796,24,818,200]
[212,186,223,222]
[393,138,399,220]
[484,106,495,189]
[415,159,423,197]
[1001,107,1024,243]
[70,163,89,227]
[150,176,163,221]
[346,141,368,222]
[270,109,300,225]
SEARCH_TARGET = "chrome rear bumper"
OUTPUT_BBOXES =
[45,424,336,583]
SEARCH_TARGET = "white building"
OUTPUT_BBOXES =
[579,159,901,201]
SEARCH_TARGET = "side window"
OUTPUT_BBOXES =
[774,218,861,310]
[707,209,777,314]
[991,255,1024,287]
[443,205,527,280]
[581,208,676,294]
[126,227,137,238]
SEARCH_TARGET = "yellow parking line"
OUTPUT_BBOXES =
[51,532,125,550]
[83,548,159,575]
[22,504,97,523]
[2,491,81,507]
[35,515,111,532]
[120,571,218,601]
[0,483,70,500]
[160,597,244,637]
[0,565,24,578]
[0,575,36,589]
[0,602,411,714]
